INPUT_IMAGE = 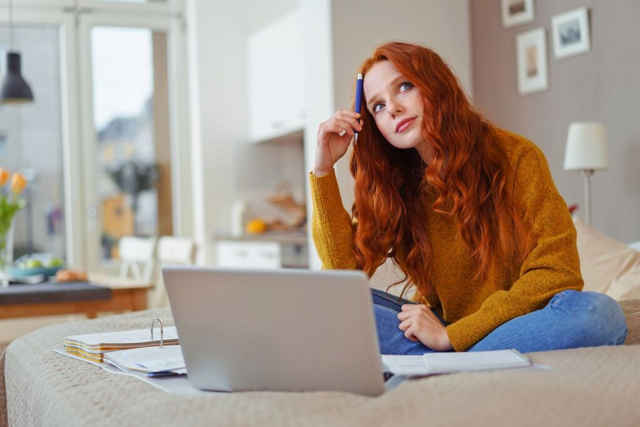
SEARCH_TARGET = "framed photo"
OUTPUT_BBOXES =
[552,7,591,59]
[502,0,535,28]
[516,28,548,95]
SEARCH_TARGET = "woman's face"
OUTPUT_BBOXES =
[363,61,425,151]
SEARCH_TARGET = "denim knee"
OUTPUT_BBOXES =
[554,290,628,346]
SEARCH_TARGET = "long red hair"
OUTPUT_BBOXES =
[350,42,529,302]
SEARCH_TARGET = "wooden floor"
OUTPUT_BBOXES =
[0,342,9,355]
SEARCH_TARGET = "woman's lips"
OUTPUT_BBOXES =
[396,117,417,134]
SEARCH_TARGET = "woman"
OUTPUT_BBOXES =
[310,42,627,354]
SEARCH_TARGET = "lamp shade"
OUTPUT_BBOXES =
[0,52,34,104]
[563,122,609,171]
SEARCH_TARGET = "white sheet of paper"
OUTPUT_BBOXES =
[423,349,531,374]
[55,348,216,395]
[381,355,427,376]
[382,349,533,376]
[119,346,185,372]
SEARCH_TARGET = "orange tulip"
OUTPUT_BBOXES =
[10,173,27,195]
[0,168,9,186]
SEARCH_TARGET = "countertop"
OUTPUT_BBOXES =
[214,230,308,245]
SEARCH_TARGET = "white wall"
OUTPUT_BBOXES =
[471,0,640,243]
[186,0,299,264]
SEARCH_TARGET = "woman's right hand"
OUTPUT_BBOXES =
[313,110,362,177]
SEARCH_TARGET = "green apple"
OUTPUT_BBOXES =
[47,258,65,268]
[24,259,44,269]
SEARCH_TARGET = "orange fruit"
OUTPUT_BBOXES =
[245,218,268,234]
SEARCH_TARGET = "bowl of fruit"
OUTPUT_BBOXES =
[8,254,66,278]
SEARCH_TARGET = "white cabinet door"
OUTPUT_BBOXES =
[216,241,282,269]
[247,9,305,142]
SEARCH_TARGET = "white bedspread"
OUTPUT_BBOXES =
[2,301,640,427]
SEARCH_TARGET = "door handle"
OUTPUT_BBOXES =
[87,204,97,218]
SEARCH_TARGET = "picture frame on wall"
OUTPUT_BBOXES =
[516,28,548,95]
[501,0,535,28]
[552,7,591,59]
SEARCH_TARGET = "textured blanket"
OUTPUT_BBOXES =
[2,300,640,427]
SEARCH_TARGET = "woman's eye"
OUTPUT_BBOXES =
[400,82,413,92]
[373,103,384,113]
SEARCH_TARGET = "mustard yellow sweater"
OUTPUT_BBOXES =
[310,129,583,352]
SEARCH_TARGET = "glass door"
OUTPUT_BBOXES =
[79,14,175,272]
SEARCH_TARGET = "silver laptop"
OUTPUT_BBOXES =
[163,266,395,396]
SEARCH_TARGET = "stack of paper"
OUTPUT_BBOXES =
[104,346,186,377]
[382,349,533,377]
[63,327,179,363]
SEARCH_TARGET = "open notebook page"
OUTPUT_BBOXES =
[382,349,532,376]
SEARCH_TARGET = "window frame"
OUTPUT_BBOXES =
[0,0,192,272]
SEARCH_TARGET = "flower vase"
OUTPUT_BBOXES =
[0,219,15,285]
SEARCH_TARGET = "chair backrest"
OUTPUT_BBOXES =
[118,236,157,282]
[148,236,197,309]
[157,236,197,265]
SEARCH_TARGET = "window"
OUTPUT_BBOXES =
[0,0,189,271]
[0,24,67,259]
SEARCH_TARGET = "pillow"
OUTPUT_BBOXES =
[573,217,640,301]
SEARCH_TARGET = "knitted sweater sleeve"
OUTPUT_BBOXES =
[309,169,359,270]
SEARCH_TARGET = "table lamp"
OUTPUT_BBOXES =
[563,122,609,226]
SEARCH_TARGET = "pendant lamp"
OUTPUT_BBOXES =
[1,0,34,104]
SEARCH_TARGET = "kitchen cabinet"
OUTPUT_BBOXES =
[247,9,305,142]
[215,232,309,270]
[216,241,281,269]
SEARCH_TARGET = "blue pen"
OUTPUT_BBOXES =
[354,73,363,144]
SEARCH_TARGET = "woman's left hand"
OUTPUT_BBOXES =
[398,304,453,351]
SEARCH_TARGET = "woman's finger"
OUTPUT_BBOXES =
[398,318,412,331]
[329,120,355,137]
[401,304,424,313]
[397,310,416,321]
[336,113,363,131]
[333,117,360,134]
[320,123,352,138]
[404,326,418,342]
[336,109,361,120]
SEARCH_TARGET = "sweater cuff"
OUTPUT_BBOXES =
[446,320,481,352]
[309,169,341,215]
[309,168,336,182]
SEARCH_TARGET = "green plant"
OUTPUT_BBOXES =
[0,168,27,269]
[107,160,158,195]
[106,160,158,235]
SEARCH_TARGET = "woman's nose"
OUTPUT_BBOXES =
[386,100,404,116]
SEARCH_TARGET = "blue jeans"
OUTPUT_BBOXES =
[372,288,629,354]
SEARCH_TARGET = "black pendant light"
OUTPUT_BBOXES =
[1,0,34,104]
